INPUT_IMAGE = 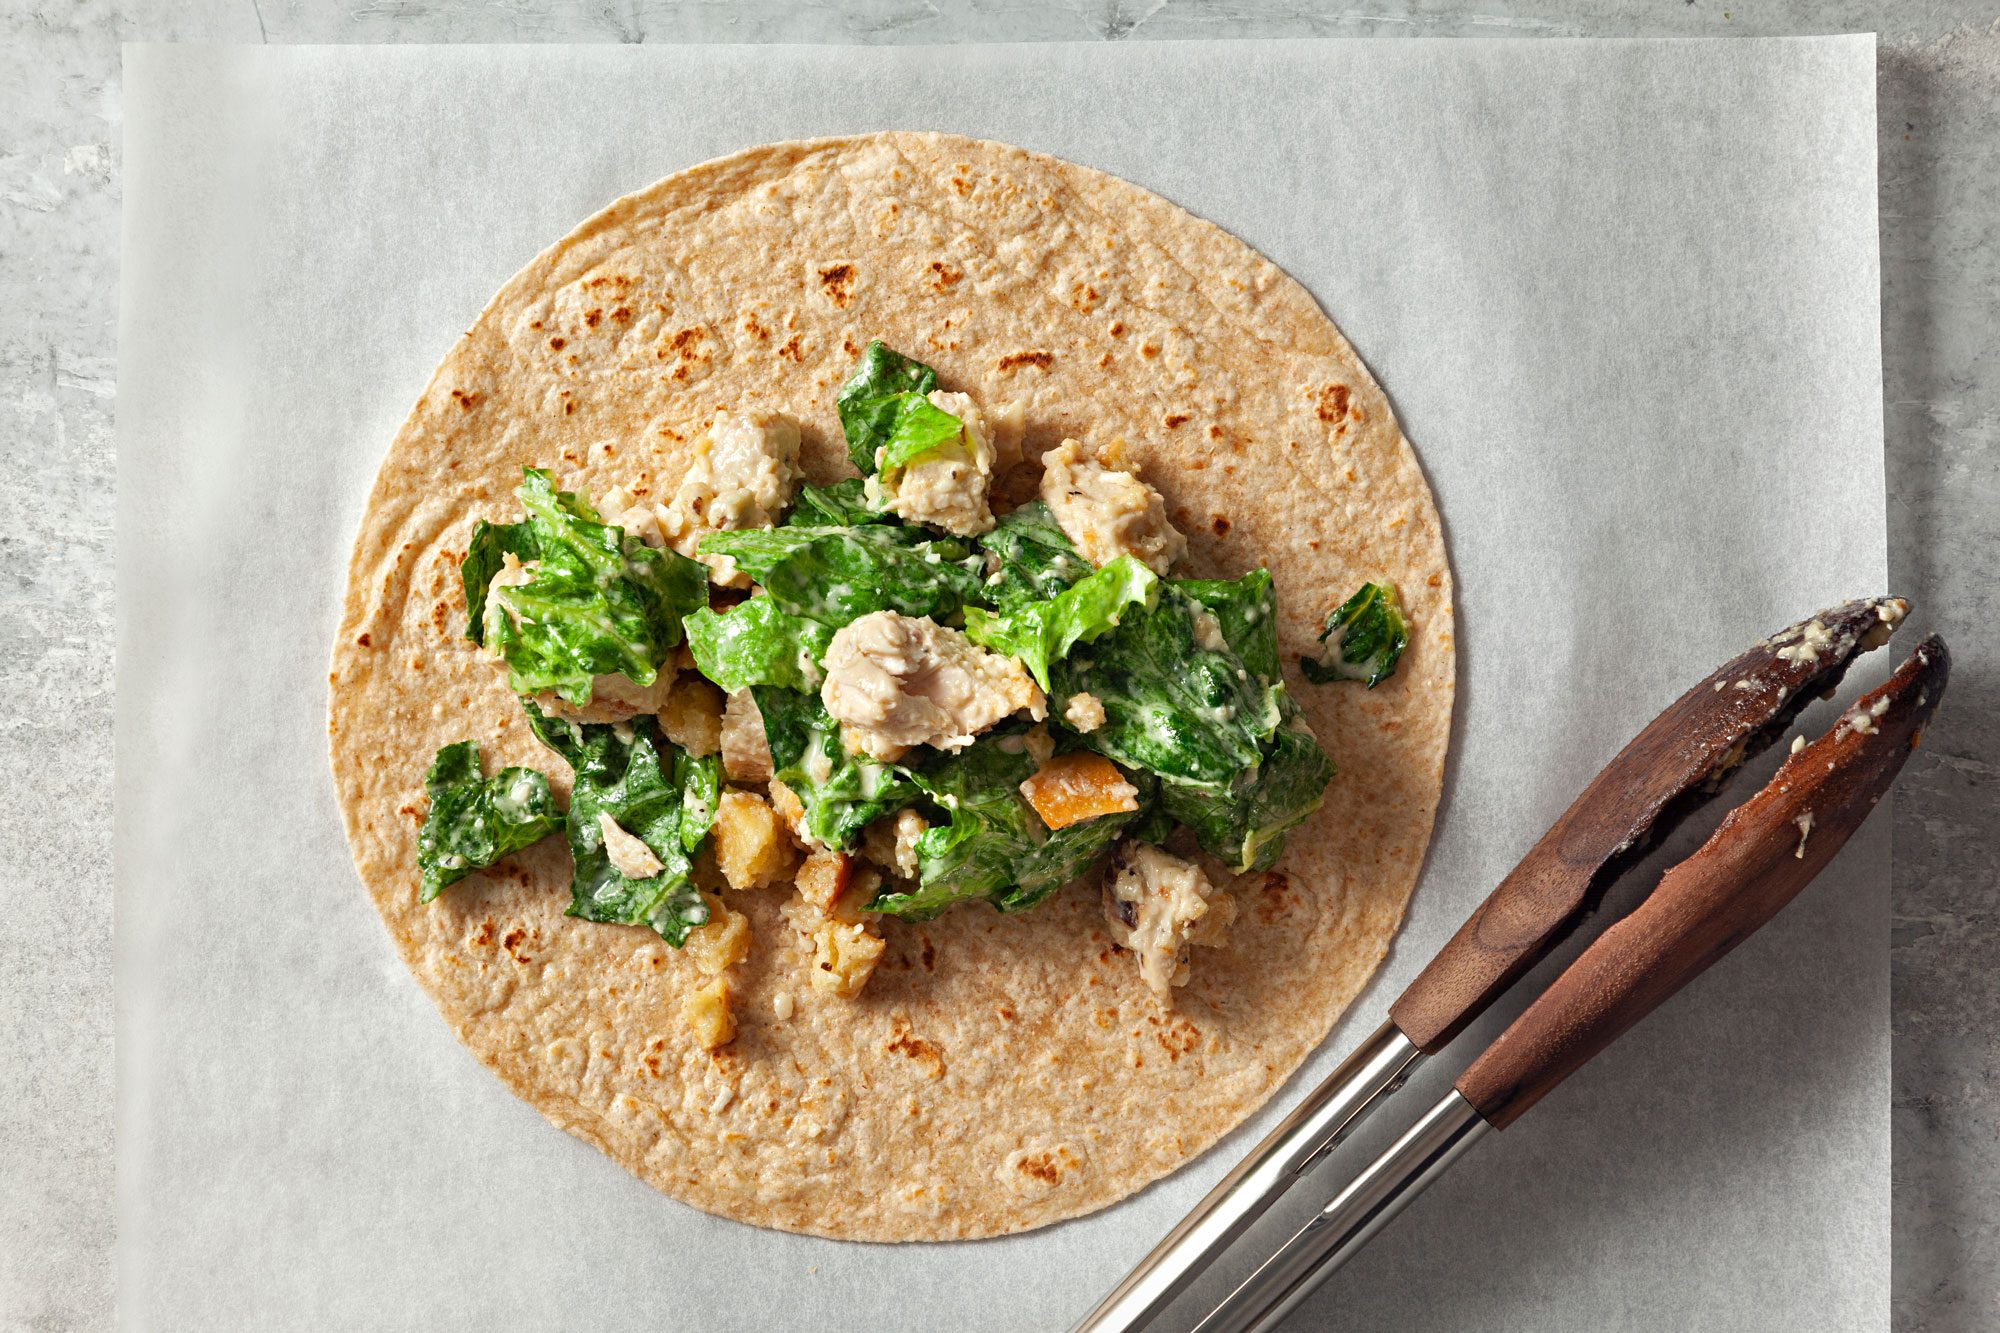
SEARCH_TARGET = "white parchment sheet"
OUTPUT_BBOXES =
[117,38,1887,1331]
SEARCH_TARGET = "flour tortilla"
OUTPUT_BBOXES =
[328,132,1453,1240]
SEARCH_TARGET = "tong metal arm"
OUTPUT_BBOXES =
[1076,599,1943,1332]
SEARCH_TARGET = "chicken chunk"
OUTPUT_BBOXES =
[1103,841,1231,1001]
[821,610,1045,761]
[657,409,803,586]
[864,390,998,537]
[597,812,665,880]
[720,689,774,783]
[1040,439,1187,576]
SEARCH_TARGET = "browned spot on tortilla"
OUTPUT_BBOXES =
[777,334,804,362]
[885,1020,945,1080]
[449,389,481,411]
[1108,320,1126,337]
[470,920,495,948]
[355,632,371,647]
[1139,343,1160,360]
[548,336,566,350]
[818,264,856,308]
[920,935,936,971]
[1159,1020,1200,1061]
[1211,515,1231,537]
[502,927,533,964]
[1017,1153,1061,1184]
[584,309,602,328]
[997,350,1053,372]
[1164,413,1190,429]
[1073,283,1101,311]
[611,306,632,323]
[1316,383,1351,424]
[1428,572,1442,587]
[930,261,963,291]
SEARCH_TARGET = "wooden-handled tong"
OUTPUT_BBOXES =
[1074,598,1947,1332]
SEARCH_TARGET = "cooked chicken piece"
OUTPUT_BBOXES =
[597,812,665,880]
[655,409,803,586]
[864,390,998,537]
[821,610,1044,761]
[1102,840,1230,1000]
[720,689,774,783]
[1040,439,1186,575]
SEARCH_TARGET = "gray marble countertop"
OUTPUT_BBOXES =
[3,3,1992,1330]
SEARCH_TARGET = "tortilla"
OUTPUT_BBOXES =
[328,132,1453,1240]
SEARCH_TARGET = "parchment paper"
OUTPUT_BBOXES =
[116,38,1888,1330]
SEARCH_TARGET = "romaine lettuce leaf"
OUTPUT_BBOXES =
[973,501,1093,609]
[468,469,708,706]
[1161,702,1334,874]
[416,741,562,903]
[1052,583,1284,787]
[963,555,1159,692]
[873,394,965,474]
[1303,581,1408,688]
[461,519,537,647]
[684,597,836,693]
[753,686,920,851]
[867,735,1141,920]
[786,479,885,528]
[835,341,940,474]
[1178,568,1281,681]
[524,705,718,946]
[700,524,983,627]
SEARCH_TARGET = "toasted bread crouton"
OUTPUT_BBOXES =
[682,976,736,1050]
[712,790,797,890]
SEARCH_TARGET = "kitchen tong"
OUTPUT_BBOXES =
[1075,598,1949,1333]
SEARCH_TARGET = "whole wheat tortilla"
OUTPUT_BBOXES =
[328,132,1453,1240]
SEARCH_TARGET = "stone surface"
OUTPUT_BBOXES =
[1,3,1992,1331]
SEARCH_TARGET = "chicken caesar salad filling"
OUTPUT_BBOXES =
[416,341,1409,1046]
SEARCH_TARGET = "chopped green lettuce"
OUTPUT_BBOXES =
[868,735,1141,920]
[460,519,537,646]
[1304,582,1408,688]
[464,469,708,706]
[786,479,885,528]
[1053,582,1285,787]
[874,394,966,474]
[974,501,1093,609]
[416,741,562,903]
[684,598,837,693]
[700,524,983,627]
[1178,568,1281,681]
[524,705,719,946]
[963,555,1159,692]
[1161,703,1334,874]
[753,686,920,851]
[835,341,940,474]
